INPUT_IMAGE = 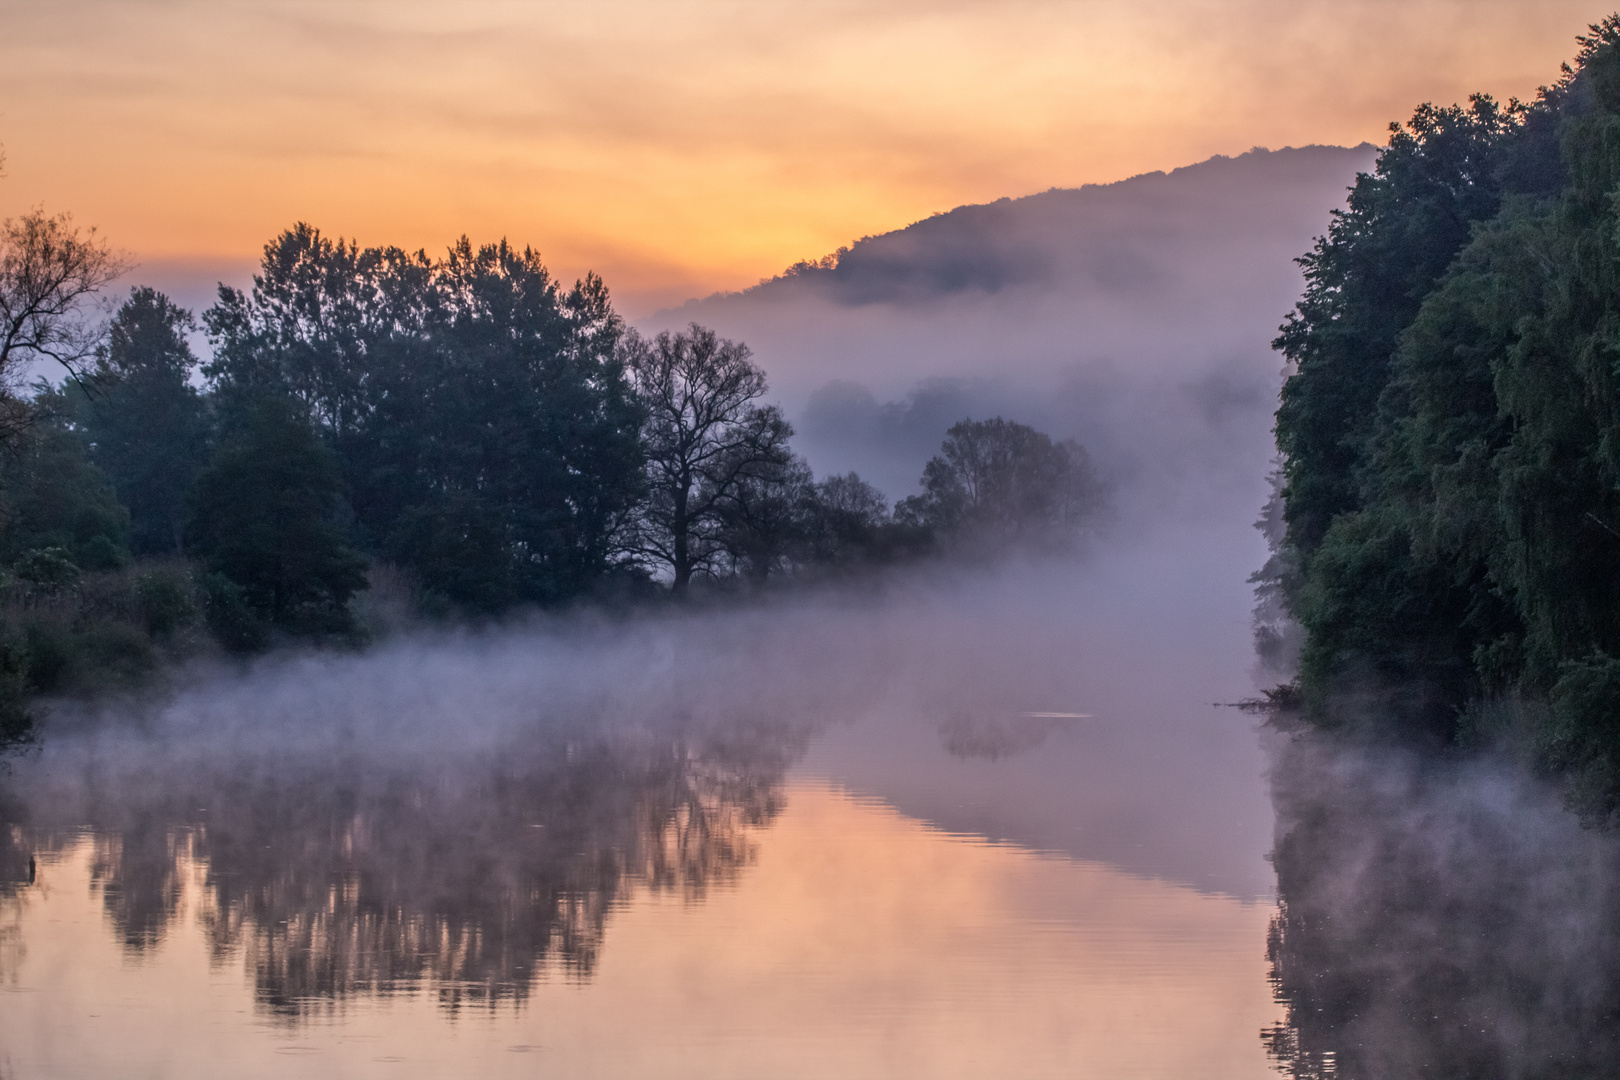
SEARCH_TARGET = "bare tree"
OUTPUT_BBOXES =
[622,324,794,593]
[0,208,128,439]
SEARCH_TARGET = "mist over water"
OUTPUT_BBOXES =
[657,145,1376,521]
[0,144,1331,1078]
[8,138,1612,1078]
[1265,729,1620,1078]
[0,518,1282,1075]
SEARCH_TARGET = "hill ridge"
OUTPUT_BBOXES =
[663,143,1376,314]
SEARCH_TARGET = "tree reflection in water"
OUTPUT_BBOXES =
[0,825,33,986]
[1264,729,1620,1078]
[3,716,805,1017]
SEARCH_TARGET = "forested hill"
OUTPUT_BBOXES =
[1271,16,1620,819]
[662,144,1375,516]
[723,145,1379,308]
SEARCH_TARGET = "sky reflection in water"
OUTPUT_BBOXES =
[0,533,1289,1079]
[0,781,1275,1079]
[6,559,1620,1080]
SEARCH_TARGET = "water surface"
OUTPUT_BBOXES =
[0,539,1290,1078]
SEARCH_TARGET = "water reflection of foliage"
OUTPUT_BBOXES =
[937,709,1074,761]
[21,719,804,1017]
[0,827,33,985]
[1263,731,1620,1078]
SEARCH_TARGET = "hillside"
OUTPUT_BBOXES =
[648,144,1376,515]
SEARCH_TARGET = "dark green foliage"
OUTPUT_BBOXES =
[12,614,154,694]
[1275,17,1620,803]
[187,394,367,639]
[0,624,33,747]
[12,546,81,591]
[204,226,645,614]
[0,559,211,698]
[199,571,268,654]
[1275,94,1524,556]
[1547,655,1620,819]
[79,288,212,555]
[689,459,908,585]
[0,394,130,571]
[1292,508,1482,737]
[896,417,1104,553]
[132,564,201,640]
[382,495,517,616]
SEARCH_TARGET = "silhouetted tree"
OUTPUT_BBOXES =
[716,454,815,583]
[0,387,129,571]
[187,394,366,639]
[0,208,127,445]
[204,225,644,612]
[897,417,1103,552]
[78,288,211,555]
[0,210,126,377]
[623,324,794,593]
[793,471,937,568]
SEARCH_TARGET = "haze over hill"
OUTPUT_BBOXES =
[645,144,1376,524]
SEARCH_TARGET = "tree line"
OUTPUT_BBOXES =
[0,215,1105,721]
[1267,15,1620,816]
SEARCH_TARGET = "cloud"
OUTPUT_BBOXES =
[0,0,1598,307]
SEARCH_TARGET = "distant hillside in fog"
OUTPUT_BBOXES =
[728,143,1376,308]
[646,144,1377,518]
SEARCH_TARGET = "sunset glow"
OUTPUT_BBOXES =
[0,0,1600,311]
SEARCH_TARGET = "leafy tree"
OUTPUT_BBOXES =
[78,288,211,555]
[715,453,815,583]
[623,324,794,593]
[714,465,915,580]
[1274,95,1525,557]
[804,472,892,564]
[1270,64,1571,725]
[1273,17,1620,801]
[897,417,1104,552]
[389,239,643,609]
[186,394,366,639]
[0,388,129,571]
[204,225,643,613]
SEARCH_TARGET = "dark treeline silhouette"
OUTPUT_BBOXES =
[0,213,1108,726]
[1263,16,1620,816]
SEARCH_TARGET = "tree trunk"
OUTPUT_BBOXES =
[671,481,690,595]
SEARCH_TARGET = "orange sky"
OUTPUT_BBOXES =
[0,0,1604,313]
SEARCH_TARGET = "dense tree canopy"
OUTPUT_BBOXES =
[187,393,366,639]
[1272,16,1620,811]
[0,209,1108,724]
[204,225,645,612]
[0,388,128,572]
[897,417,1104,553]
[78,288,211,556]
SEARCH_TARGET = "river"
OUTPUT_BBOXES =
[2,524,1612,1078]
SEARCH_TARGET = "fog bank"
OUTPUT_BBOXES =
[648,144,1375,525]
